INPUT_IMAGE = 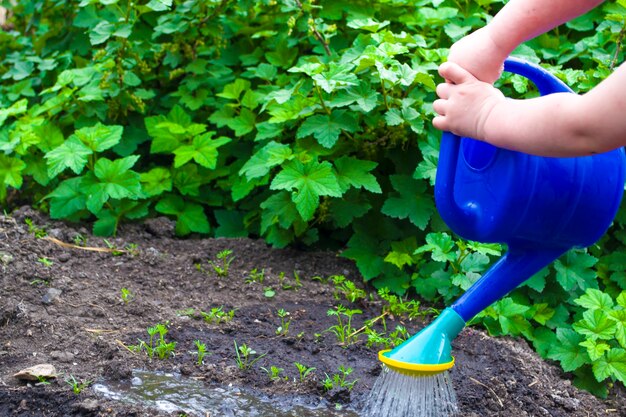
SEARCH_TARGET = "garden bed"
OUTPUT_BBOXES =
[1,207,624,416]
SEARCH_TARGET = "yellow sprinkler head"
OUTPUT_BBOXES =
[378,350,455,377]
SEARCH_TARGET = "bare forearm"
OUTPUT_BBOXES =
[483,64,626,157]
[487,0,605,55]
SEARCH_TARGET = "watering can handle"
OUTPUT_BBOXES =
[435,57,574,237]
[502,57,573,95]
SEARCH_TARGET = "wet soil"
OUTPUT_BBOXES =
[1,207,624,416]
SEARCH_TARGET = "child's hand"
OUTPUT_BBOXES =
[432,62,505,140]
[447,27,508,84]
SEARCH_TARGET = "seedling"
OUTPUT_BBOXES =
[25,218,47,238]
[72,234,87,246]
[36,375,51,385]
[294,362,316,382]
[200,306,235,324]
[103,239,124,256]
[120,288,134,304]
[65,374,91,395]
[130,323,177,360]
[208,249,235,277]
[245,268,265,284]
[176,308,197,318]
[194,340,208,365]
[233,340,266,371]
[325,305,362,346]
[37,257,53,267]
[275,309,291,336]
[278,271,303,290]
[378,287,421,319]
[322,365,358,392]
[125,243,140,256]
[260,365,286,382]
[331,275,366,303]
[263,287,276,298]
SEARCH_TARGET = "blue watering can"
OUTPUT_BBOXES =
[379,57,626,376]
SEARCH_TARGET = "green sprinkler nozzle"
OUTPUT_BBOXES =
[379,308,465,376]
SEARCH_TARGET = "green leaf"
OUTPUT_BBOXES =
[592,348,626,384]
[123,71,142,87]
[47,177,87,219]
[45,137,93,177]
[93,210,118,237]
[217,79,250,100]
[0,99,28,127]
[239,141,293,181]
[554,251,598,291]
[297,110,359,149]
[140,167,172,197]
[547,328,589,372]
[530,303,555,325]
[346,17,390,32]
[173,133,231,169]
[574,288,615,312]
[334,156,381,193]
[260,191,300,234]
[312,62,358,93]
[82,156,142,213]
[0,155,26,188]
[90,21,115,45]
[342,233,385,280]
[146,0,172,11]
[573,309,618,340]
[414,232,456,263]
[580,339,611,362]
[226,108,256,137]
[72,123,124,152]
[214,210,248,238]
[384,237,418,269]
[382,175,434,229]
[155,195,210,236]
[270,159,342,221]
[609,310,626,348]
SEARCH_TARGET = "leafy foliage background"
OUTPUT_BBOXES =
[1,0,626,397]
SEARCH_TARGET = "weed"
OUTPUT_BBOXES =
[37,257,53,267]
[275,309,291,336]
[294,362,316,382]
[176,308,197,317]
[208,249,235,277]
[200,306,235,324]
[325,305,362,346]
[263,287,276,298]
[261,365,286,382]
[65,374,91,395]
[125,243,140,256]
[378,288,421,319]
[331,275,366,303]
[35,375,51,385]
[120,288,134,304]
[245,268,265,284]
[322,365,358,392]
[103,239,124,256]
[25,218,47,238]
[72,234,87,246]
[129,323,177,360]
[30,278,49,286]
[194,340,208,365]
[233,340,266,371]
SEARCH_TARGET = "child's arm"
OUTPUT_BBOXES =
[448,0,605,83]
[433,62,626,157]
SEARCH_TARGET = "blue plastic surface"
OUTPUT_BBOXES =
[435,57,626,322]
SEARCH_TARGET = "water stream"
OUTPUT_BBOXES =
[93,370,359,417]
[361,367,459,417]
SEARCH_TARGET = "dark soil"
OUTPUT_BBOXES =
[1,207,624,416]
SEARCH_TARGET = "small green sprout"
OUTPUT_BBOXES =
[276,309,291,336]
[125,243,140,256]
[65,374,91,394]
[194,340,208,365]
[176,308,197,318]
[331,275,366,303]
[260,365,286,382]
[263,287,276,298]
[294,362,316,382]
[129,323,177,360]
[72,234,87,246]
[37,257,53,267]
[233,340,266,371]
[120,288,134,304]
[208,249,235,277]
[245,268,265,284]
[25,218,47,238]
[322,365,358,392]
[36,375,51,385]
[325,305,362,346]
[103,239,124,256]
[200,306,235,324]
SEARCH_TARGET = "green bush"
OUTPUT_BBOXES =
[1,0,625,396]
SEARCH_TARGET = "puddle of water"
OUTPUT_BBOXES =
[93,370,360,417]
